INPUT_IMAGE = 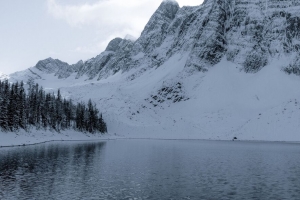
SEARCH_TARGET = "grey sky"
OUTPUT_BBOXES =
[0,0,203,74]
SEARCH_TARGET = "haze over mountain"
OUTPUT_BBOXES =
[7,0,300,141]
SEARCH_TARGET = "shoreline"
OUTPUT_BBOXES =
[0,138,118,149]
[1,132,300,149]
[116,137,300,144]
[0,130,120,148]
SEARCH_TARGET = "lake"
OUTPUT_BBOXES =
[0,139,300,200]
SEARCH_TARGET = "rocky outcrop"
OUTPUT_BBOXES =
[9,0,300,82]
[284,53,300,75]
[225,0,300,72]
[105,38,123,52]
[132,0,180,55]
[35,58,69,74]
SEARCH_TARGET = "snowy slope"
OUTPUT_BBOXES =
[6,0,300,141]
[54,56,300,141]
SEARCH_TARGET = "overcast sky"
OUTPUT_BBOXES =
[0,0,203,74]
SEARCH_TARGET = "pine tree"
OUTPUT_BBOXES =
[7,83,15,131]
[87,99,95,133]
[1,81,10,130]
[0,80,107,134]
[55,89,63,131]
[19,81,27,130]
[13,82,20,131]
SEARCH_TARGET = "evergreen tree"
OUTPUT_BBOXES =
[0,80,107,134]
[0,81,9,130]
[18,81,27,130]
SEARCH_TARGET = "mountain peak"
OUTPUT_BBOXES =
[142,0,179,35]
[162,0,178,5]
[124,34,136,42]
[6,0,300,142]
[133,0,179,54]
[105,38,123,52]
[35,57,69,74]
[157,0,179,20]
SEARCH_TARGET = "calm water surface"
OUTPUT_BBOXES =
[0,139,300,200]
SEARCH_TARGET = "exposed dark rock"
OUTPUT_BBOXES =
[10,0,300,81]
[105,38,123,52]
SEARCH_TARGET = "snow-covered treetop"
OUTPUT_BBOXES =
[0,71,9,80]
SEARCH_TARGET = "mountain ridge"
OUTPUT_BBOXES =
[6,0,300,141]
[10,0,300,82]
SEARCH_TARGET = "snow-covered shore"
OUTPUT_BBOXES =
[1,125,300,148]
[0,130,121,147]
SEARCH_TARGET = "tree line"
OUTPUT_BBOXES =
[0,79,107,133]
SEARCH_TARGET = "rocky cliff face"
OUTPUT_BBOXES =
[225,0,300,72]
[9,0,300,82]
[6,0,300,141]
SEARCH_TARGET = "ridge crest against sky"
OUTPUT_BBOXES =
[0,0,202,74]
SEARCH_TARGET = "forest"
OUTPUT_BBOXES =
[0,79,107,133]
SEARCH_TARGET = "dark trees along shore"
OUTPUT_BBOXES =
[0,79,107,134]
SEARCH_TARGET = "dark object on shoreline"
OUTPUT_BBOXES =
[232,137,238,141]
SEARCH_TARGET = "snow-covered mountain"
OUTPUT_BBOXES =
[8,0,300,141]
[0,71,9,80]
